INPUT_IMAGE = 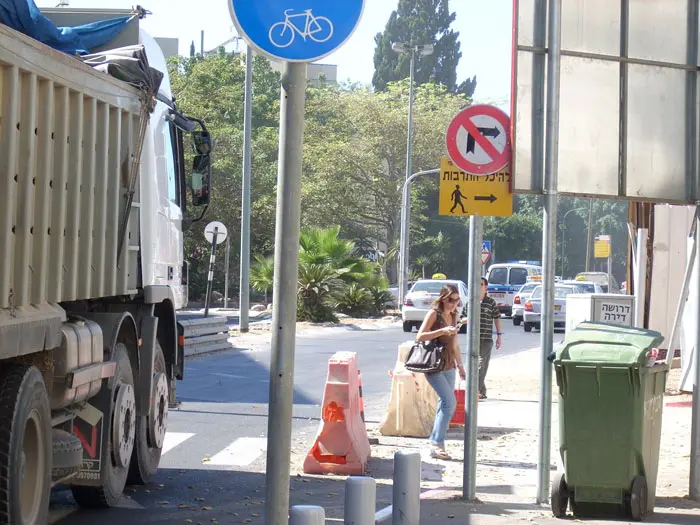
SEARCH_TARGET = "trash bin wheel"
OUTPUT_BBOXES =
[629,475,648,521]
[550,472,569,518]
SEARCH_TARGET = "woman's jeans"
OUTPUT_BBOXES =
[425,367,457,447]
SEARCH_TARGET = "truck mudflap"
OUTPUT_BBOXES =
[62,402,106,484]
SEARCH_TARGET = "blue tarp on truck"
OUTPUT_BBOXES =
[0,0,135,54]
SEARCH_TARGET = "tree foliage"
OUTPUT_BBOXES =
[372,0,476,96]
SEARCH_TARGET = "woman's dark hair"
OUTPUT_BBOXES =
[432,284,460,311]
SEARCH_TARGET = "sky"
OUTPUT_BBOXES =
[36,1,512,106]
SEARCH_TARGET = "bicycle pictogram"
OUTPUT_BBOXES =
[269,8,334,48]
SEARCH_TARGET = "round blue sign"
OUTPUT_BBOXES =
[228,0,365,62]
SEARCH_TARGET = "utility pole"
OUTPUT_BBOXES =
[239,46,253,332]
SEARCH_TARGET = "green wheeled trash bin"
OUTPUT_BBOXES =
[550,322,668,521]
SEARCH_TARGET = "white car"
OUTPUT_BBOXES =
[561,280,604,294]
[523,284,579,332]
[512,282,540,326]
[402,279,468,332]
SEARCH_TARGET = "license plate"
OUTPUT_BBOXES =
[491,293,505,298]
[554,305,561,311]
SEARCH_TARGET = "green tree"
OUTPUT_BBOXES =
[372,0,476,96]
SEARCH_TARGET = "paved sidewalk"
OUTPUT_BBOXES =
[288,342,700,523]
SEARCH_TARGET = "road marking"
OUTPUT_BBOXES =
[162,432,195,455]
[211,372,248,379]
[207,437,267,466]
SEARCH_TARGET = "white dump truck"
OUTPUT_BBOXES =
[0,6,211,523]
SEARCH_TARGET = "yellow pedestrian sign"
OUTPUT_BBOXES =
[439,157,513,217]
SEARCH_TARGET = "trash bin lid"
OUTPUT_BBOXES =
[555,322,664,366]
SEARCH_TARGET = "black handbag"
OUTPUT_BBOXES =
[405,339,446,374]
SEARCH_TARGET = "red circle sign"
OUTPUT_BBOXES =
[445,104,511,175]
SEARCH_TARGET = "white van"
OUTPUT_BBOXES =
[485,262,543,316]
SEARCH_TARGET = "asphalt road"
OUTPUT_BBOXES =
[50,319,554,524]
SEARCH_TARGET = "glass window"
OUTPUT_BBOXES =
[531,286,542,298]
[510,268,529,285]
[489,268,508,285]
[164,124,179,205]
[410,281,446,294]
[555,286,578,298]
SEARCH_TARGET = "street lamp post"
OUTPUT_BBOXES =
[392,41,434,307]
[559,207,586,277]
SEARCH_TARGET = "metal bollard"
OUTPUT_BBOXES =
[289,505,325,525]
[392,450,421,525]
[344,476,376,525]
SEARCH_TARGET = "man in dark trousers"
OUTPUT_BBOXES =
[478,277,502,399]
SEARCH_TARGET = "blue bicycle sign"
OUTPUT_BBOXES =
[229,0,365,62]
[269,9,333,48]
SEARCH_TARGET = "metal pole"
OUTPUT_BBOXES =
[399,51,416,307]
[392,450,421,525]
[224,235,231,309]
[239,46,254,332]
[536,0,562,505]
[200,30,204,57]
[608,253,613,293]
[463,215,483,500]
[345,477,376,525]
[399,169,440,308]
[264,62,307,525]
[203,228,218,317]
[691,209,700,501]
[585,199,593,272]
[559,224,565,277]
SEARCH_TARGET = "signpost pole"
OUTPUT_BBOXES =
[692,209,700,501]
[239,45,254,332]
[265,62,307,525]
[204,228,219,317]
[463,215,483,501]
[536,0,562,504]
[224,235,231,309]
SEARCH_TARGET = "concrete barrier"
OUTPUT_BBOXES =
[177,315,232,356]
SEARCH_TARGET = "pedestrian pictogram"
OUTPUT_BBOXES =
[481,241,492,265]
[438,157,513,217]
[450,185,467,214]
[446,104,511,175]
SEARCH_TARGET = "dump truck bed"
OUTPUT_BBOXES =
[0,22,145,313]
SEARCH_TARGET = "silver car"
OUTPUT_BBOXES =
[523,284,579,332]
[512,282,540,327]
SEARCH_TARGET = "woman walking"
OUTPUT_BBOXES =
[416,284,467,460]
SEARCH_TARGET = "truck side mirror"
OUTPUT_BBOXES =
[190,129,211,207]
[191,153,211,207]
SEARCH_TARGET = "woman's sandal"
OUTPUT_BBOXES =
[430,447,452,460]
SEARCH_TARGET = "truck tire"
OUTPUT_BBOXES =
[0,365,52,525]
[128,342,169,485]
[72,343,135,508]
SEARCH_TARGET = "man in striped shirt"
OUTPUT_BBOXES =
[479,277,502,399]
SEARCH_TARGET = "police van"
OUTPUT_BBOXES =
[485,261,543,317]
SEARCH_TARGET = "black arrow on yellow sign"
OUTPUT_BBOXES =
[474,194,498,203]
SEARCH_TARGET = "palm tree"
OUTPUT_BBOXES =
[415,255,432,279]
[250,255,274,304]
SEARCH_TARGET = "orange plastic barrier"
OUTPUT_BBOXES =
[303,352,371,475]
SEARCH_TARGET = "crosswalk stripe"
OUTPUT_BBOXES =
[162,432,195,455]
[207,437,267,467]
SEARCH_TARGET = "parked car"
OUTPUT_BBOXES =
[523,284,579,332]
[512,282,540,326]
[561,279,604,294]
[402,279,468,333]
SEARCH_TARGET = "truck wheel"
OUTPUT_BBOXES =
[0,365,51,525]
[524,323,533,333]
[128,342,169,485]
[72,343,135,508]
[402,321,412,333]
